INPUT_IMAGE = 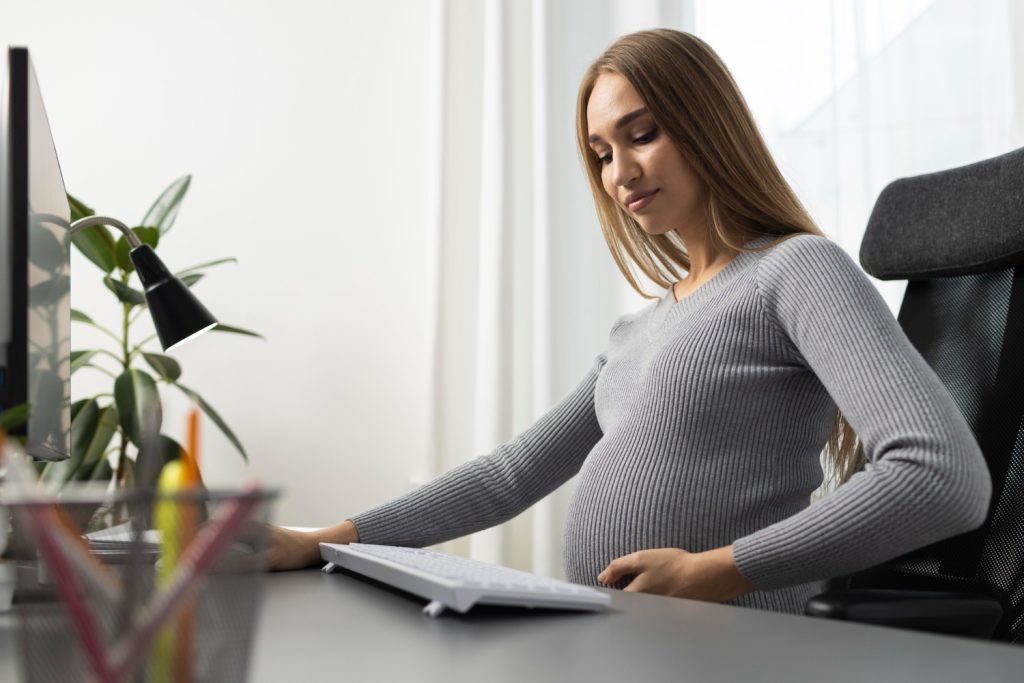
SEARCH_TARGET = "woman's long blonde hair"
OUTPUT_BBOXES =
[575,29,865,486]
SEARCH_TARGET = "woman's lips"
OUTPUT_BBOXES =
[628,189,659,212]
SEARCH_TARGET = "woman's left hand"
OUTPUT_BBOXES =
[597,546,755,602]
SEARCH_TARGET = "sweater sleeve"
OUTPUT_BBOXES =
[349,353,607,547]
[732,235,991,590]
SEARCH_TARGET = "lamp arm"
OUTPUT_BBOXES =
[65,214,218,351]
[69,215,142,248]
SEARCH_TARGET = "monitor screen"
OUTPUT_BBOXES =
[0,47,71,461]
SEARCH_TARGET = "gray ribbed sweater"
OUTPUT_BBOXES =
[350,233,991,613]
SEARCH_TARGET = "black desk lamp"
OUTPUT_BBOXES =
[68,216,218,351]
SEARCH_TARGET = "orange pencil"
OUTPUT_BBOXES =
[185,409,200,486]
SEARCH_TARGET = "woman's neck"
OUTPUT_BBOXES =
[675,227,740,282]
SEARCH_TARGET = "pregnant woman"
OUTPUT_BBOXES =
[266,29,990,614]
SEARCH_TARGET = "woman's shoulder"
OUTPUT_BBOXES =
[755,232,872,313]
[756,233,855,282]
[608,296,661,336]
[759,232,844,262]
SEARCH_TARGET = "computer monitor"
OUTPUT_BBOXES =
[0,47,71,461]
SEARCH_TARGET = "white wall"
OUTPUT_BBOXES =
[1,0,440,525]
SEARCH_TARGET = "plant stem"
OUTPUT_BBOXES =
[82,364,118,380]
[130,333,159,355]
[115,272,132,488]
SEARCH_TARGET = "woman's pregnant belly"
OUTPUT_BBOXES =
[561,429,811,589]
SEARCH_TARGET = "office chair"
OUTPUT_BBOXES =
[804,146,1024,643]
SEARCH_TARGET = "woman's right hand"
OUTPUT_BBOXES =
[265,520,360,571]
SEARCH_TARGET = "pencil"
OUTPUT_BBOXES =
[113,484,262,682]
[1,441,117,682]
[1,438,121,602]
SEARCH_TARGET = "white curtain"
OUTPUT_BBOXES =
[419,0,1023,578]
[420,0,691,577]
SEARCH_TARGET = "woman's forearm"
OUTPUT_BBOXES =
[314,519,360,546]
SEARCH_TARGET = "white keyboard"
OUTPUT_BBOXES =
[320,542,611,617]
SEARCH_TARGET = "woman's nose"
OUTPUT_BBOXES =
[610,152,640,187]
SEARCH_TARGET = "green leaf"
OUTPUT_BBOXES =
[39,460,74,486]
[104,276,147,306]
[136,434,183,489]
[70,398,90,422]
[70,458,94,481]
[88,454,114,483]
[80,406,119,470]
[0,403,30,430]
[38,460,57,481]
[210,324,264,340]
[159,435,183,465]
[114,368,162,447]
[71,350,100,374]
[174,382,248,463]
[67,193,94,222]
[68,398,101,475]
[72,226,118,275]
[71,308,95,324]
[175,257,237,277]
[180,273,204,288]
[114,226,160,273]
[142,175,191,236]
[142,352,182,381]
[67,194,117,274]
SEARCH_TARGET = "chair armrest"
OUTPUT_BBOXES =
[805,588,1002,639]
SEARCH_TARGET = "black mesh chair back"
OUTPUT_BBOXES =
[848,146,1024,642]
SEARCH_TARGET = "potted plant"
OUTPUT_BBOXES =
[47,175,261,490]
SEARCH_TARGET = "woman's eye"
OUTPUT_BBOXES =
[598,129,655,165]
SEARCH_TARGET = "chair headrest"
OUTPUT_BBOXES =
[859,146,1024,280]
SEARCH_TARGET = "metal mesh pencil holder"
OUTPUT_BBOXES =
[4,485,278,683]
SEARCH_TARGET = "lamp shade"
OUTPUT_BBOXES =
[129,244,218,351]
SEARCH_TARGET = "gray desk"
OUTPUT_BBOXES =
[3,568,1023,682]
[247,568,1024,682]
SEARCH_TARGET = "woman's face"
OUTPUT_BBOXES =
[586,72,706,237]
